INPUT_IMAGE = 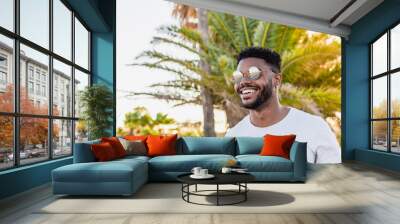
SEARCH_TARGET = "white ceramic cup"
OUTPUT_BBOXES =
[200,169,208,176]
[191,167,202,176]
[221,167,232,174]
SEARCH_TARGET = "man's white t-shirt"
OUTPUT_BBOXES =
[225,107,341,164]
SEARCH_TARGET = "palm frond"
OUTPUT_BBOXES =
[281,41,340,88]
[253,22,271,47]
[208,12,241,52]
[134,50,207,77]
[151,36,199,56]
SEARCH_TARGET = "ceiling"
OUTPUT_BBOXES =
[167,0,384,38]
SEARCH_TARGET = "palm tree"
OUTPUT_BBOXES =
[171,4,216,136]
[130,12,341,134]
[124,106,175,135]
[171,4,197,29]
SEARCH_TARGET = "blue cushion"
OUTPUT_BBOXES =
[177,137,235,155]
[149,154,235,172]
[235,137,263,155]
[52,159,147,183]
[73,140,100,163]
[117,155,150,163]
[52,158,148,195]
[236,155,293,172]
[289,141,307,181]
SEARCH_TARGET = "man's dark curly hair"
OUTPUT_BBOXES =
[237,47,281,73]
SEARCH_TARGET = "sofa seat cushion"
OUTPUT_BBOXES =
[236,155,293,172]
[53,159,147,183]
[149,154,235,172]
[117,155,150,162]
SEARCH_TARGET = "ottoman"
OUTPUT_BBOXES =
[52,158,148,196]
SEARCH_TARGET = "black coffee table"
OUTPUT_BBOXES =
[177,172,255,206]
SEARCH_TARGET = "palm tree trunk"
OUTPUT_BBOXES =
[198,8,216,137]
[223,99,248,128]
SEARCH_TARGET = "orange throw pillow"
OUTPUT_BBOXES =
[146,134,178,157]
[91,142,117,161]
[101,137,127,158]
[260,134,296,159]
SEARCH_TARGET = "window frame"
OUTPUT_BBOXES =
[370,22,400,154]
[0,0,91,171]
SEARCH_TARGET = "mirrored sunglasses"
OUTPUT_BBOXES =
[232,66,262,84]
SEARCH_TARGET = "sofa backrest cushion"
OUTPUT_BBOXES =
[124,135,147,143]
[147,134,178,157]
[235,137,263,155]
[73,139,100,163]
[177,137,235,155]
[259,134,296,159]
[91,142,118,161]
[101,137,127,158]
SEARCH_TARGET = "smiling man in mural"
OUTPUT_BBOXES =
[225,47,341,164]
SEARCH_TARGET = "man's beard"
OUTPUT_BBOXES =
[240,81,273,110]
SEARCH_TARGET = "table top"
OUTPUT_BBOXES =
[177,172,255,185]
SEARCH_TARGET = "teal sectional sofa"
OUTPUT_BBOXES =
[52,137,307,196]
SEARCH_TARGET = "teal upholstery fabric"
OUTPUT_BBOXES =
[52,158,148,195]
[235,137,264,155]
[53,162,138,182]
[177,137,235,155]
[236,155,293,172]
[52,182,134,196]
[116,155,150,163]
[53,138,307,195]
[289,141,307,181]
[73,140,100,163]
[149,154,235,172]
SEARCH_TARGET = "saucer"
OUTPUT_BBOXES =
[190,174,215,179]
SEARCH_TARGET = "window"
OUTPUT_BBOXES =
[53,59,72,117]
[35,70,41,81]
[74,69,89,142]
[0,0,14,31]
[28,67,34,80]
[0,71,6,85]
[75,18,89,69]
[42,85,46,97]
[23,56,49,110]
[20,0,49,48]
[370,23,400,154]
[0,34,13,113]
[28,81,34,94]
[74,69,89,118]
[372,34,387,77]
[36,84,40,95]
[391,24,400,70]
[0,1,91,170]
[53,119,72,158]
[19,117,49,165]
[53,0,72,60]
[0,54,8,89]
[0,116,13,170]
[0,54,7,67]
[0,70,7,94]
